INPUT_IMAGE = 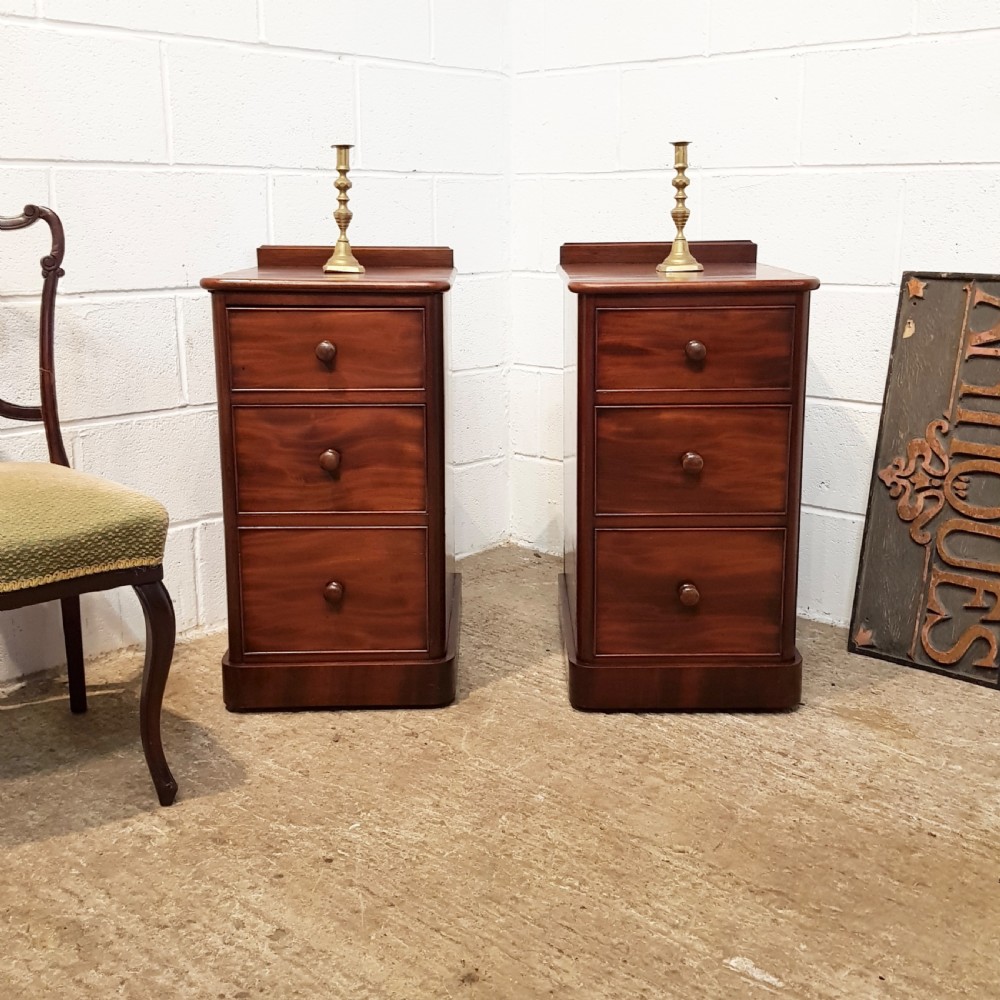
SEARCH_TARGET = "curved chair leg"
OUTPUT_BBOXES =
[61,596,87,713]
[133,580,178,806]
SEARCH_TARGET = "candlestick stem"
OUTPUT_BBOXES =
[656,141,703,274]
[323,144,364,274]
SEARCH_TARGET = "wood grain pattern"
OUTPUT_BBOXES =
[596,306,795,391]
[595,406,790,515]
[205,246,457,708]
[228,307,425,390]
[560,241,758,266]
[239,527,428,655]
[594,529,785,657]
[233,405,426,513]
[561,241,816,711]
[256,245,455,269]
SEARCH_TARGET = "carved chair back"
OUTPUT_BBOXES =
[0,204,69,467]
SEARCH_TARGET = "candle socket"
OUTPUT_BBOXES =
[656,141,703,274]
[323,144,364,274]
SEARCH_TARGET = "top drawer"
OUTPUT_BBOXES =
[595,306,795,391]
[227,308,425,390]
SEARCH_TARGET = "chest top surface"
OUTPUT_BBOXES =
[201,245,455,294]
[559,241,818,296]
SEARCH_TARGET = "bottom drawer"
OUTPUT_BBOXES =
[594,528,785,657]
[239,527,428,654]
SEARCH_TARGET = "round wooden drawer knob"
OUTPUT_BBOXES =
[323,581,344,606]
[315,340,337,367]
[681,451,704,473]
[319,448,342,474]
[684,339,707,362]
[678,583,700,607]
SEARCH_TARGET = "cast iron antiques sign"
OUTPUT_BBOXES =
[851,272,1000,688]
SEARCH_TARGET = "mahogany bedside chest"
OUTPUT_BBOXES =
[202,246,459,710]
[559,241,819,711]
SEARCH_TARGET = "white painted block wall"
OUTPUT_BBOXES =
[508,0,1000,627]
[2,1,998,680]
[0,0,510,681]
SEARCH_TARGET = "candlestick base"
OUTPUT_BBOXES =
[656,235,703,273]
[323,237,365,274]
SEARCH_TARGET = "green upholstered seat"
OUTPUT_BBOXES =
[0,462,168,594]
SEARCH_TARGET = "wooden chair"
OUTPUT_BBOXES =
[0,204,178,806]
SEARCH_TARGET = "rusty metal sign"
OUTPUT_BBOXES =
[850,272,1000,688]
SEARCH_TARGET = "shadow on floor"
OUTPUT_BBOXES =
[0,671,245,846]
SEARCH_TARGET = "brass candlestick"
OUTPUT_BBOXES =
[656,141,703,274]
[323,144,364,274]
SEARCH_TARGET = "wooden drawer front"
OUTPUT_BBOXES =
[595,529,785,656]
[240,528,428,654]
[233,405,426,513]
[595,307,794,391]
[595,406,789,515]
[228,308,424,390]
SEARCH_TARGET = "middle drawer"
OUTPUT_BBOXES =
[595,405,790,515]
[234,405,426,513]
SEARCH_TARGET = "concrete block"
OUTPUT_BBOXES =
[508,368,537,457]
[262,0,430,62]
[450,370,506,465]
[801,400,881,516]
[806,287,898,405]
[511,175,669,271]
[164,524,199,633]
[0,169,50,294]
[75,409,222,523]
[0,24,165,162]
[44,0,258,40]
[436,178,509,273]
[0,296,182,420]
[359,66,506,174]
[710,0,911,52]
[0,603,65,681]
[509,0,544,73]
[900,170,1000,274]
[0,426,72,463]
[0,301,43,418]
[511,274,564,369]
[803,39,1000,165]
[537,370,562,461]
[621,57,800,170]
[917,0,1000,32]
[510,180,545,272]
[513,0,708,71]
[118,524,199,639]
[196,518,228,628]
[700,171,904,286]
[797,509,865,626]
[0,1,32,16]
[509,368,562,461]
[54,169,265,292]
[510,456,562,554]
[433,0,507,71]
[271,172,435,246]
[453,458,507,556]
[449,275,509,373]
[168,42,353,168]
[512,71,619,174]
[179,295,218,406]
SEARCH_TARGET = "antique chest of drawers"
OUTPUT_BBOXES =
[559,241,819,711]
[202,246,459,710]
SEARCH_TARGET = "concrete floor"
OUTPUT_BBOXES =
[1,546,998,999]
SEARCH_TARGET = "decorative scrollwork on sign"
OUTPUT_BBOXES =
[877,417,958,545]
